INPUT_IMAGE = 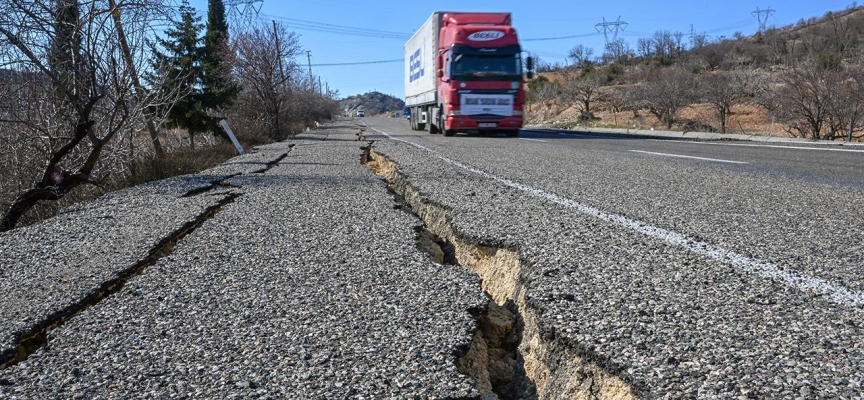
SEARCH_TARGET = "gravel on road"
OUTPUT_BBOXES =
[1,124,488,398]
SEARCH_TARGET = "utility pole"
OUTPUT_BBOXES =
[306,50,313,82]
[752,6,775,33]
[272,20,285,83]
[107,0,164,157]
[595,16,628,46]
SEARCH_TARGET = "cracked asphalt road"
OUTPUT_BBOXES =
[362,117,863,398]
[0,125,485,398]
[1,118,862,399]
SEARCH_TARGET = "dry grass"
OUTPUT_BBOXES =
[527,100,790,137]
[6,139,242,230]
[121,143,239,188]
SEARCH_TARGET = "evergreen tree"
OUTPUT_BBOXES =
[151,0,207,148]
[201,0,239,133]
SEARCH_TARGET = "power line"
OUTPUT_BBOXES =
[522,32,601,42]
[703,17,757,34]
[259,13,411,39]
[312,59,402,67]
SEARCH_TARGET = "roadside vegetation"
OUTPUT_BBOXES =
[527,4,864,142]
[0,0,339,231]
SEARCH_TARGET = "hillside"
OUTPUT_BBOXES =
[526,4,864,141]
[339,91,404,117]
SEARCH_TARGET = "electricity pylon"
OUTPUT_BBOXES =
[595,16,628,45]
[752,6,775,32]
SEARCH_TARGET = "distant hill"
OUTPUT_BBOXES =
[339,92,404,117]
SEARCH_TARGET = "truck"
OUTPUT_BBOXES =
[404,12,533,137]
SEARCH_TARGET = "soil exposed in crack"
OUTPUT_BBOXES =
[362,142,639,400]
[363,142,533,399]
[0,192,241,371]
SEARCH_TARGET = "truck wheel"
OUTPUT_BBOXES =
[428,110,438,134]
[410,109,417,130]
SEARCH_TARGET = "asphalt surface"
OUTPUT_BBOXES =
[1,118,861,399]
[362,117,863,398]
[0,126,485,398]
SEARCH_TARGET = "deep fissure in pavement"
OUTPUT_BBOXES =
[364,143,533,399]
[0,192,241,371]
[363,142,638,399]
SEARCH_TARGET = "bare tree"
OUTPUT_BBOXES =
[567,44,594,67]
[636,37,654,59]
[599,85,632,126]
[825,68,864,141]
[701,69,759,133]
[653,30,675,59]
[232,22,303,140]
[603,38,631,64]
[0,0,176,231]
[766,64,834,139]
[690,33,709,50]
[558,69,607,121]
[632,67,699,129]
[231,21,337,141]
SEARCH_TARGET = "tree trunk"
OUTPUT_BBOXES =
[108,0,164,158]
[1,188,63,232]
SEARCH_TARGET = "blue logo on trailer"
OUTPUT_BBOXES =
[409,48,424,82]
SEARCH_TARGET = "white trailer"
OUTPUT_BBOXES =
[404,12,441,131]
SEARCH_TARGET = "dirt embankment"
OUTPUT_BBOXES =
[526,101,787,138]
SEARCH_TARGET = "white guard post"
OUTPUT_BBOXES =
[219,119,246,155]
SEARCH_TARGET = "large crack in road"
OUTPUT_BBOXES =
[363,142,637,399]
[0,149,295,372]
[0,192,241,370]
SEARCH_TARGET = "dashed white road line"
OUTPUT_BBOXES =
[649,139,864,153]
[370,128,863,309]
[518,138,546,143]
[630,150,750,164]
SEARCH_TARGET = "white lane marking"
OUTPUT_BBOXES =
[630,150,749,164]
[370,128,863,309]
[649,139,864,153]
[518,138,546,143]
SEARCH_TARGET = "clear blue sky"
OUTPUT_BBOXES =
[189,0,857,99]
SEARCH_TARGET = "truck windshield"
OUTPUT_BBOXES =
[451,54,522,80]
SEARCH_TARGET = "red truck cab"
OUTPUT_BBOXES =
[405,12,533,136]
[437,13,529,136]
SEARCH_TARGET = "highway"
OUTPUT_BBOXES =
[0,118,861,399]
[363,117,864,398]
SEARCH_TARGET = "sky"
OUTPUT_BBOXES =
[188,0,859,100]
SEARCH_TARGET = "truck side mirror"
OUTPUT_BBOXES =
[525,56,535,80]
